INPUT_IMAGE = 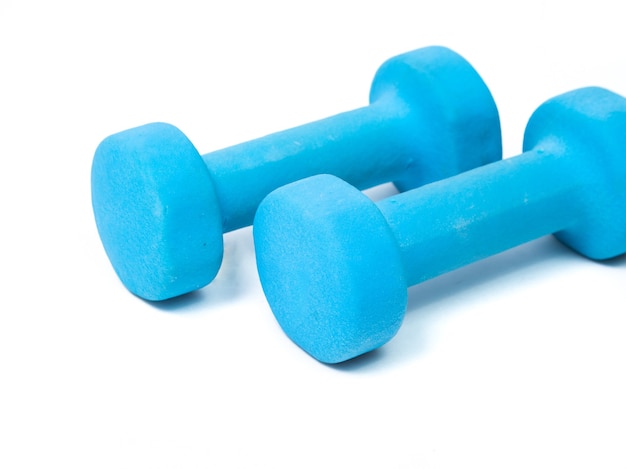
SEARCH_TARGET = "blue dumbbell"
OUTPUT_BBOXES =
[254,86,626,364]
[91,46,501,301]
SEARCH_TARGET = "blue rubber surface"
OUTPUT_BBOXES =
[254,87,626,363]
[92,46,501,300]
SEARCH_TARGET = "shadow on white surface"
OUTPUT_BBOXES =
[146,289,212,313]
[146,226,624,369]
[147,227,259,314]
[329,235,595,371]
[404,235,576,314]
[326,348,387,371]
[596,252,626,268]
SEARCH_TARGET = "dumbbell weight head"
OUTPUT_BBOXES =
[370,46,501,192]
[254,175,407,363]
[523,87,626,259]
[92,123,223,300]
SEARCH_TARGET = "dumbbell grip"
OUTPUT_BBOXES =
[202,96,417,232]
[377,148,582,286]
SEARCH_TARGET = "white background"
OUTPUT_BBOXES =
[1,1,625,467]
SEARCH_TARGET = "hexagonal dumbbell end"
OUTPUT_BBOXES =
[91,124,224,300]
[254,175,408,363]
[254,87,626,363]
[92,46,501,301]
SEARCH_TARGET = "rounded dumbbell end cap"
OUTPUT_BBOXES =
[254,174,407,363]
[524,87,626,260]
[370,46,502,191]
[91,122,224,301]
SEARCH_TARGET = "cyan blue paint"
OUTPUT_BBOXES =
[254,87,626,364]
[92,46,501,301]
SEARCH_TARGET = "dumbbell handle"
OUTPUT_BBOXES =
[377,145,580,286]
[203,94,416,232]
